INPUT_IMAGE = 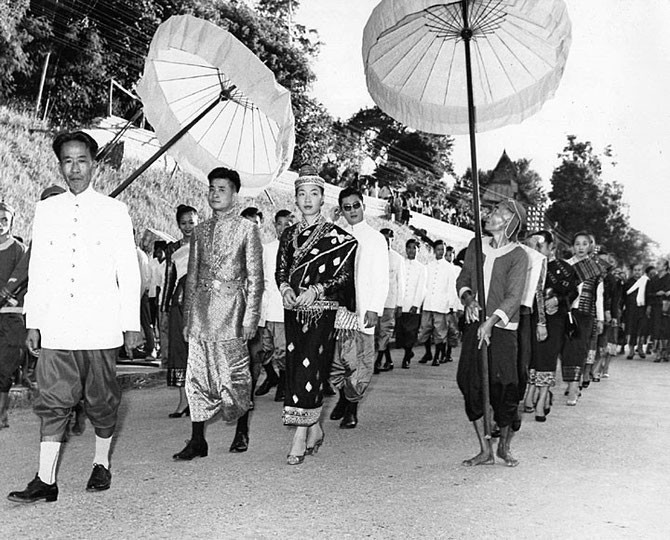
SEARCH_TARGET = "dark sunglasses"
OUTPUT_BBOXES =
[341,201,362,211]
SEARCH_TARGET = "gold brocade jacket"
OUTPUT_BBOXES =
[183,207,263,341]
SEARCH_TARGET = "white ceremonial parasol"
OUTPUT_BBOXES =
[112,15,295,197]
[363,0,571,437]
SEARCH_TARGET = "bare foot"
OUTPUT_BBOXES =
[496,444,519,467]
[462,450,495,466]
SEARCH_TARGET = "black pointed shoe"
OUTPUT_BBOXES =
[7,475,58,504]
[229,431,249,453]
[86,464,112,492]
[173,439,208,461]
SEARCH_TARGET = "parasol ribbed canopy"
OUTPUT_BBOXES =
[137,15,295,194]
[363,0,572,135]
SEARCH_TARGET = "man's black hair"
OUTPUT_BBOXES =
[241,207,262,220]
[52,131,99,160]
[208,167,241,193]
[338,186,364,207]
[275,209,292,222]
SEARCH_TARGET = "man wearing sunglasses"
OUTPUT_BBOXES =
[329,187,389,429]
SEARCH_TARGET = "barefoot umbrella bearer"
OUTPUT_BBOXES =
[456,200,528,467]
[9,131,142,503]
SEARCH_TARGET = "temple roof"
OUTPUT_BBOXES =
[490,150,517,186]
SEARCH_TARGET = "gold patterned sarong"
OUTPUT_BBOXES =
[185,337,251,422]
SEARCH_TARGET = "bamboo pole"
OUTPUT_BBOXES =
[461,0,492,439]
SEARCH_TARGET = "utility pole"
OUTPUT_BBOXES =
[35,51,51,118]
[36,0,59,119]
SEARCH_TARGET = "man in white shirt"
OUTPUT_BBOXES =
[8,131,141,504]
[329,187,389,429]
[255,209,292,402]
[417,241,460,366]
[396,239,427,368]
[374,228,405,373]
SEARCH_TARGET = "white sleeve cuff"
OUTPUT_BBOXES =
[493,308,509,327]
[458,287,472,301]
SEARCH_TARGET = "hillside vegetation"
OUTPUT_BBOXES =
[0,107,435,263]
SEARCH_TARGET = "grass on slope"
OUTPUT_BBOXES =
[0,106,435,263]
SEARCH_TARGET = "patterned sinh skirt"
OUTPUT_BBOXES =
[561,310,593,382]
[283,309,336,426]
[185,337,251,423]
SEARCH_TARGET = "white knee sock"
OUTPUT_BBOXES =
[38,441,61,485]
[93,435,112,468]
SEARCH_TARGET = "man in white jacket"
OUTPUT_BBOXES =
[417,241,460,365]
[8,131,141,504]
[329,187,389,429]
[396,239,427,368]
[374,228,405,373]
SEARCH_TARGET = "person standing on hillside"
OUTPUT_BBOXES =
[0,202,28,429]
[8,131,142,504]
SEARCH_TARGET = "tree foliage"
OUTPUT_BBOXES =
[342,106,455,198]
[547,135,652,265]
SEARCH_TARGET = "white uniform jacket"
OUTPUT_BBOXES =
[261,238,284,324]
[520,244,547,309]
[400,258,427,313]
[24,187,141,350]
[423,258,460,314]
[384,248,405,310]
[347,220,389,336]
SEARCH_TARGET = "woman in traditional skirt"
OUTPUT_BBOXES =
[162,204,198,417]
[276,165,357,465]
[526,231,578,421]
[561,232,605,405]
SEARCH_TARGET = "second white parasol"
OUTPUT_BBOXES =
[136,15,295,196]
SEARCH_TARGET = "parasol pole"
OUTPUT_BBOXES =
[461,0,492,439]
[109,93,223,198]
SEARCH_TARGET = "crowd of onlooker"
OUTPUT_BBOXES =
[355,178,475,229]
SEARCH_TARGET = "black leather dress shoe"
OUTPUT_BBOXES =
[7,475,58,503]
[229,431,249,453]
[173,439,208,460]
[340,402,358,429]
[255,375,278,396]
[86,464,112,492]
[330,392,348,421]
